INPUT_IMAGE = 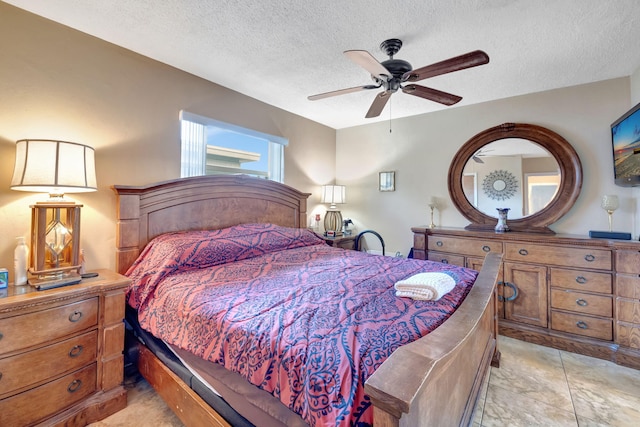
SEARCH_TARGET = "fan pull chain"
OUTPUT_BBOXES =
[389,100,392,133]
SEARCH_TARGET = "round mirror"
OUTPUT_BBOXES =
[448,123,582,234]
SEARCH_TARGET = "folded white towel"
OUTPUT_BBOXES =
[394,272,456,301]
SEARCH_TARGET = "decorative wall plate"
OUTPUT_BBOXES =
[482,169,518,200]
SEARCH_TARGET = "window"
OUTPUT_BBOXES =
[524,172,560,215]
[180,111,286,182]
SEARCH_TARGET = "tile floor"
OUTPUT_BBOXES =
[90,336,640,426]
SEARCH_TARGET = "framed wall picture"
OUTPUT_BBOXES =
[379,171,395,192]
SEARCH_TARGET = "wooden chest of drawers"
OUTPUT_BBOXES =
[615,248,640,364]
[0,270,129,426]
[413,226,640,369]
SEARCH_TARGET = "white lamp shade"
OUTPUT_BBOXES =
[321,185,346,207]
[11,139,97,195]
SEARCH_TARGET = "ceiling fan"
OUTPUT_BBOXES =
[472,147,495,163]
[308,39,489,118]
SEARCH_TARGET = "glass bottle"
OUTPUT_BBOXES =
[14,237,29,286]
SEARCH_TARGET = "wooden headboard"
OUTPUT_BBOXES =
[112,175,310,274]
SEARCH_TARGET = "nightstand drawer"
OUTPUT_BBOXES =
[505,243,611,270]
[0,331,97,397]
[427,251,465,267]
[428,236,502,257]
[550,289,612,317]
[0,363,97,426]
[551,311,613,340]
[550,268,612,293]
[0,298,98,355]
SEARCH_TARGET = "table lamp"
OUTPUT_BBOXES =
[10,139,97,285]
[321,185,345,234]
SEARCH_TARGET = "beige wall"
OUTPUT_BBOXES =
[630,66,640,238]
[336,78,639,256]
[632,66,640,105]
[0,3,336,274]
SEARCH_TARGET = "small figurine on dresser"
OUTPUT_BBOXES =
[495,208,510,233]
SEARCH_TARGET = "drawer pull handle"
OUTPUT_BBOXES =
[482,245,491,252]
[576,276,587,284]
[498,281,519,302]
[518,249,529,256]
[584,254,595,262]
[576,298,588,307]
[440,259,449,264]
[68,310,83,323]
[436,241,443,247]
[69,345,84,358]
[67,379,83,393]
[576,321,588,329]
[0,372,3,381]
[0,332,3,341]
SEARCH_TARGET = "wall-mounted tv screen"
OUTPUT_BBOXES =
[611,101,640,187]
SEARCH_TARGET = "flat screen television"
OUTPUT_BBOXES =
[611,101,640,187]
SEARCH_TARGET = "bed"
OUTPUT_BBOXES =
[113,175,502,427]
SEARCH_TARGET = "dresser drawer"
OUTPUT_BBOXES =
[617,274,640,299]
[616,250,640,275]
[550,289,612,317]
[617,322,640,349]
[550,268,612,293]
[0,330,97,398]
[551,311,613,340]
[429,236,502,257]
[0,298,98,355]
[0,363,97,426]
[427,251,465,267]
[617,299,640,323]
[505,243,611,270]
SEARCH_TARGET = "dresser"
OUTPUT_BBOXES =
[0,270,130,426]
[412,227,640,369]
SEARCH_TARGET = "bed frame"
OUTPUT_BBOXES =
[113,175,502,427]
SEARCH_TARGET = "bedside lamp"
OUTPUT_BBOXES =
[11,139,97,283]
[321,185,346,233]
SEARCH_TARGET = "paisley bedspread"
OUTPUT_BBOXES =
[126,224,479,427]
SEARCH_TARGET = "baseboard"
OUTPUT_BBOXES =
[588,230,632,240]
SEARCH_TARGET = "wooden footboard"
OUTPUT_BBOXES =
[365,252,502,427]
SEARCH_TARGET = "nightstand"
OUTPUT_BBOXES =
[0,269,130,426]
[322,234,357,250]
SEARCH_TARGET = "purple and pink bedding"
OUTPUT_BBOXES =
[126,223,479,427]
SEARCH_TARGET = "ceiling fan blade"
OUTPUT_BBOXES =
[365,91,391,118]
[344,50,390,79]
[402,84,462,106]
[403,50,489,82]
[308,84,379,101]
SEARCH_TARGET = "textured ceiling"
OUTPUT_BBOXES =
[5,0,640,129]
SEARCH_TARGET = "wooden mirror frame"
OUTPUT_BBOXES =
[448,123,583,234]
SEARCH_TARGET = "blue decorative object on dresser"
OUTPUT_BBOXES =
[588,230,632,240]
